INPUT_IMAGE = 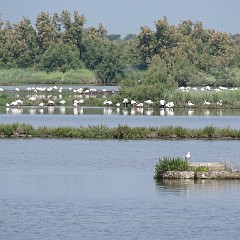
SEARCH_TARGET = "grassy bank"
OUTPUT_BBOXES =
[1,123,240,139]
[0,69,96,85]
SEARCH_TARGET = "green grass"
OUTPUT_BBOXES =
[0,68,96,85]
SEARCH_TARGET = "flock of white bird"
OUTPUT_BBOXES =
[2,86,109,108]
[1,84,234,109]
[178,85,238,92]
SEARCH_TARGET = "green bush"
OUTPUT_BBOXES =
[113,125,132,139]
[155,156,190,174]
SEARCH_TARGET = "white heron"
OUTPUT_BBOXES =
[47,100,55,106]
[28,96,37,102]
[204,100,211,106]
[159,99,166,108]
[165,102,174,108]
[59,100,66,105]
[185,152,191,161]
[38,102,44,108]
[187,101,194,107]
[216,100,223,106]
[131,100,137,107]
[144,99,153,107]
[136,102,143,108]
[122,98,129,107]
[78,99,84,104]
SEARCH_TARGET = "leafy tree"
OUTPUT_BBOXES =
[108,34,121,41]
[155,16,178,54]
[13,18,39,68]
[35,12,60,52]
[37,43,84,72]
[60,10,86,51]
[0,20,17,68]
[123,33,137,41]
[143,55,169,85]
[137,26,156,70]
[82,37,125,84]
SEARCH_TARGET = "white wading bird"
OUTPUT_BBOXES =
[185,152,191,161]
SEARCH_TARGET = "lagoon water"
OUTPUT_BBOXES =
[1,139,240,240]
[1,106,240,129]
[1,99,240,239]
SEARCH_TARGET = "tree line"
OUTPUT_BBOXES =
[0,11,240,86]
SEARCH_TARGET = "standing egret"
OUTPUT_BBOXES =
[204,100,211,105]
[159,99,166,108]
[165,102,174,108]
[144,99,153,107]
[122,98,129,107]
[185,152,191,161]
[187,101,194,107]
[216,100,223,106]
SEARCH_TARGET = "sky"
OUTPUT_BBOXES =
[1,0,240,37]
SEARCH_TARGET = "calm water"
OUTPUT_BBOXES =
[1,86,240,239]
[1,106,240,129]
[0,139,240,240]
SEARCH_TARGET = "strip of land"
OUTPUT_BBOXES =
[0,123,240,139]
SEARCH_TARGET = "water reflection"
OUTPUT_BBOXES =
[48,106,55,114]
[2,106,240,118]
[103,107,112,115]
[187,109,194,116]
[136,107,144,115]
[160,109,165,116]
[155,178,240,196]
[144,109,154,116]
[6,107,23,114]
[204,109,210,116]
[29,108,37,115]
[165,108,174,116]
[73,107,83,115]
[38,108,44,114]
[59,106,66,114]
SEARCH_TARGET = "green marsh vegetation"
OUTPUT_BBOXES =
[0,68,96,85]
[1,123,240,139]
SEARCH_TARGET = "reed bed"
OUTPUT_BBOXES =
[0,69,96,85]
[0,123,240,139]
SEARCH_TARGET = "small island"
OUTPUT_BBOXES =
[153,157,240,179]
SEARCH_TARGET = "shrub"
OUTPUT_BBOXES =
[155,156,190,174]
[113,125,132,139]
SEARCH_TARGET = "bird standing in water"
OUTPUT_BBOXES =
[185,152,191,161]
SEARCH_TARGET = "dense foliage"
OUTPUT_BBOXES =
[0,11,240,87]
